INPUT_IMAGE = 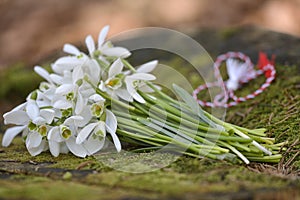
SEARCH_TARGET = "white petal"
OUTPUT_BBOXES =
[64,116,84,126]
[3,110,29,125]
[55,84,74,95]
[75,93,84,115]
[50,74,63,85]
[137,60,158,73]
[105,110,117,133]
[116,89,133,102]
[63,70,73,82]
[99,81,107,92]
[27,139,47,156]
[125,78,135,93]
[53,100,72,109]
[26,132,42,149]
[26,100,40,121]
[40,109,55,124]
[127,73,156,81]
[132,92,146,104]
[102,47,131,58]
[85,35,95,55]
[52,57,83,74]
[43,88,56,100]
[32,117,46,125]
[21,128,29,137]
[49,140,60,157]
[48,127,64,142]
[94,121,106,137]
[124,79,146,103]
[66,136,87,158]
[98,25,109,47]
[60,143,69,154]
[36,100,50,108]
[79,83,95,98]
[72,66,84,83]
[76,122,98,144]
[89,59,101,83]
[105,124,121,152]
[34,66,52,83]
[76,106,92,127]
[83,135,105,155]
[63,44,81,56]
[139,84,155,93]
[11,102,26,112]
[2,126,26,147]
[89,94,105,102]
[109,58,123,78]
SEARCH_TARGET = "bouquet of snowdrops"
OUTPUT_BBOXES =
[2,26,285,164]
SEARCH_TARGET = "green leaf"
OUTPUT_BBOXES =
[172,84,222,130]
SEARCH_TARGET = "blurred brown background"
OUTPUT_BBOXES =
[0,0,300,69]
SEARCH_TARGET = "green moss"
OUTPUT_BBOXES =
[83,160,291,196]
[0,64,41,100]
[0,175,150,200]
[219,27,241,39]
[0,52,299,199]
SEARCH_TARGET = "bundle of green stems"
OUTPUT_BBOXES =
[97,60,285,164]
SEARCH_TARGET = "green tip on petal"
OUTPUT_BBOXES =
[30,90,38,100]
[61,126,72,139]
[38,125,47,137]
[28,121,37,131]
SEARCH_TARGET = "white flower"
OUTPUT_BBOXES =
[63,25,130,74]
[2,96,55,156]
[52,46,101,86]
[2,97,55,148]
[99,58,133,102]
[25,129,48,156]
[2,25,142,158]
[52,68,95,115]
[85,25,131,59]
[76,109,121,154]
[47,116,88,157]
[124,60,158,103]
[52,55,88,75]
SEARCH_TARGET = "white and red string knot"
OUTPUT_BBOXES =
[193,51,276,108]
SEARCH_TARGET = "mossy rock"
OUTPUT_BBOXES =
[0,25,300,200]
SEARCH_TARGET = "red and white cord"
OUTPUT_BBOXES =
[193,52,276,108]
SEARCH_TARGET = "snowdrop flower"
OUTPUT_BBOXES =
[51,55,88,75]
[62,25,130,74]
[47,116,87,157]
[25,128,48,156]
[86,25,131,59]
[2,25,160,158]
[124,60,158,103]
[76,109,121,155]
[53,45,101,86]
[3,93,55,156]
[3,93,50,126]
[52,67,95,115]
[99,58,133,102]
